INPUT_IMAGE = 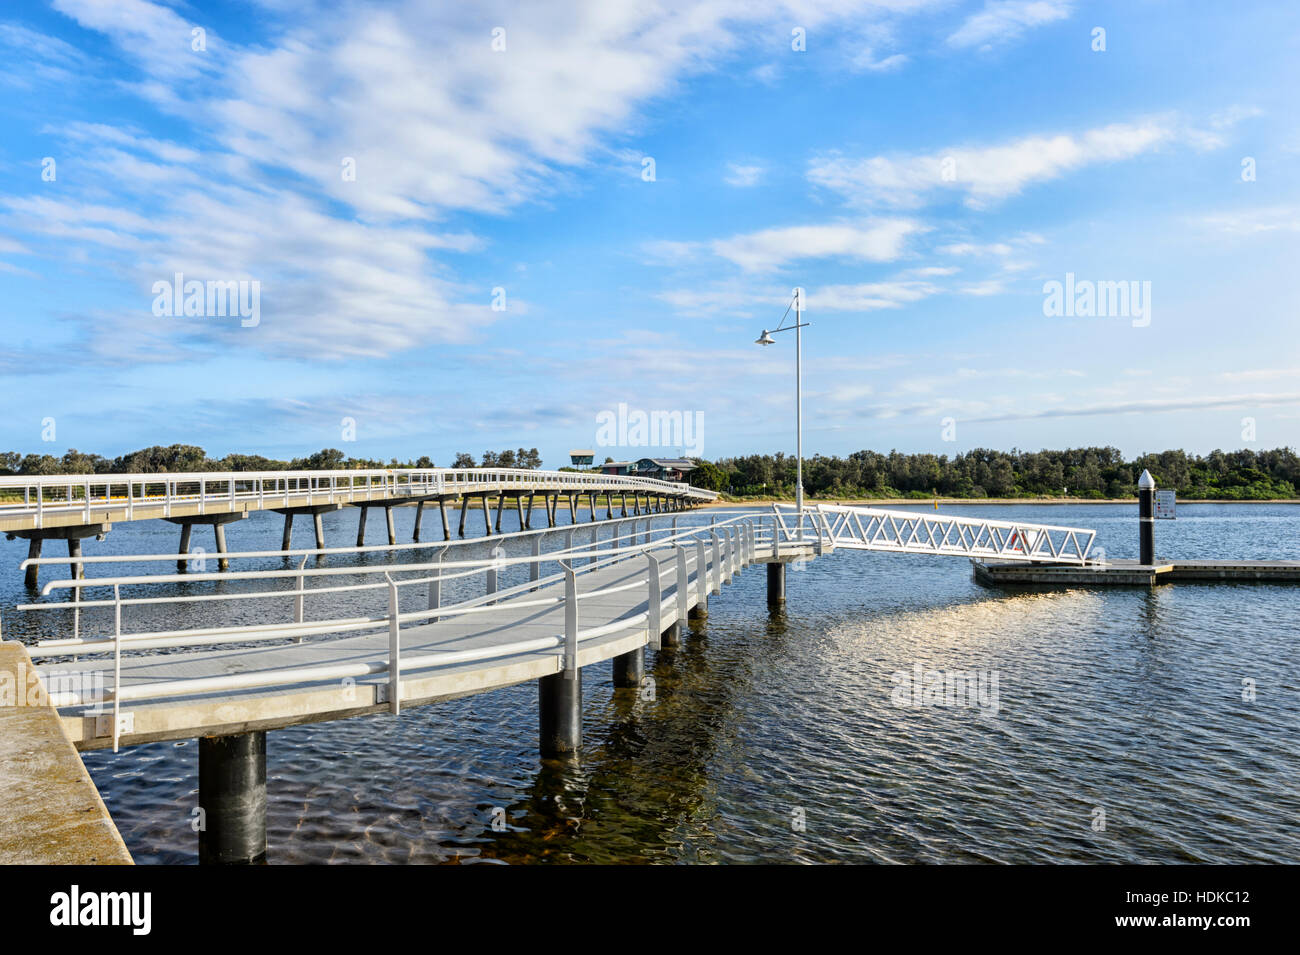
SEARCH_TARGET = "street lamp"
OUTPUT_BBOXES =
[755,287,808,538]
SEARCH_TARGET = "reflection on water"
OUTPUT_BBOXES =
[4,503,1299,863]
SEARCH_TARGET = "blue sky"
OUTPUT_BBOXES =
[0,0,1297,468]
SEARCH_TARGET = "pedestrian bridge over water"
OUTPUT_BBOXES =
[0,467,717,587]
[2,499,1096,863]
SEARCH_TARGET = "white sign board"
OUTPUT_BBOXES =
[1154,489,1176,519]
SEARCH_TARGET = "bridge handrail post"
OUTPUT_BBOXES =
[486,548,499,605]
[199,478,205,515]
[589,524,598,566]
[695,538,709,608]
[112,583,123,751]
[675,545,689,625]
[293,556,307,643]
[646,552,662,650]
[530,534,541,590]
[710,531,722,594]
[386,573,401,715]
[562,564,579,677]
[427,546,448,619]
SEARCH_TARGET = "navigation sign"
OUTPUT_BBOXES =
[1154,489,1176,519]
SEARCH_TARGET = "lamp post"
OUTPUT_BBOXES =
[756,287,808,538]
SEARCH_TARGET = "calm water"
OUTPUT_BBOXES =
[5,502,1299,864]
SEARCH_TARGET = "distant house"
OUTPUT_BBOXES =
[599,460,634,475]
[632,457,697,483]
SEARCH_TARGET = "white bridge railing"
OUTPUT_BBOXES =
[0,467,716,528]
[773,503,1096,564]
[16,512,779,750]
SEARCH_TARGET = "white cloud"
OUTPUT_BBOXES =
[24,0,954,360]
[1199,206,1300,236]
[813,280,940,311]
[724,163,765,187]
[809,118,1179,209]
[711,219,925,272]
[947,0,1072,50]
[938,241,1014,256]
[851,48,908,72]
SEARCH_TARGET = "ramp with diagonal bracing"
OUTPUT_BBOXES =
[773,503,1095,564]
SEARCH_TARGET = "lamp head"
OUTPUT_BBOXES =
[755,329,776,346]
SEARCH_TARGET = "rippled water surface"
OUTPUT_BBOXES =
[5,502,1299,863]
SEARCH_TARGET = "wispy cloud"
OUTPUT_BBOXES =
[947,0,1072,50]
[711,219,925,272]
[724,162,765,187]
[809,118,1184,209]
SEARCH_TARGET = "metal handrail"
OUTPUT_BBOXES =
[36,516,768,751]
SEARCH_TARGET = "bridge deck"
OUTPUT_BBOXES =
[38,539,816,751]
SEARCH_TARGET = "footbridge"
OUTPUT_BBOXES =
[0,468,716,587]
[2,502,1095,863]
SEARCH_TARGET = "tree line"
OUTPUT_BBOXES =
[687,447,1300,500]
[5,443,1297,500]
[0,445,542,475]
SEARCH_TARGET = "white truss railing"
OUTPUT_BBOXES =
[773,503,1095,564]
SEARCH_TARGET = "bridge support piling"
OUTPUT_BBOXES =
[767,562,786,607]
[493,493,504,533]
[356,506,368,547]
[525,492,535,529]
[23,538,40,589]
[620,492,628,517]
[458,496,469,537]
[67,538,83,580]
[539,672,581,758]
[178,523,193,572]
[198,731,267,865]
[612,647,645,687]
[385,506,396,546]
[605,493,613,520]
[661,621,681,648]
[588,491,597,522]
[213,522,230,571]
[568,494,579,524]
[313,511,325,550]
[439,499,451,540]
[280,513,293,553]
[482,494,493,535]
[413,501,424,541]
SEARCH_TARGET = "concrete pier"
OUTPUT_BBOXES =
[539,672,581,758]
[612,646,645,687]
[10,523,109,588]
[767,561,786,607]
[0,642,132,864]
[198,731,267,865]
[272,503,337,553]
[165,513,243,571]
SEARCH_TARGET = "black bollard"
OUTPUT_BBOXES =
[1138,469,1155,565]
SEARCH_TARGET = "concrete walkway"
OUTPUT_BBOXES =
[0,642,132,864]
